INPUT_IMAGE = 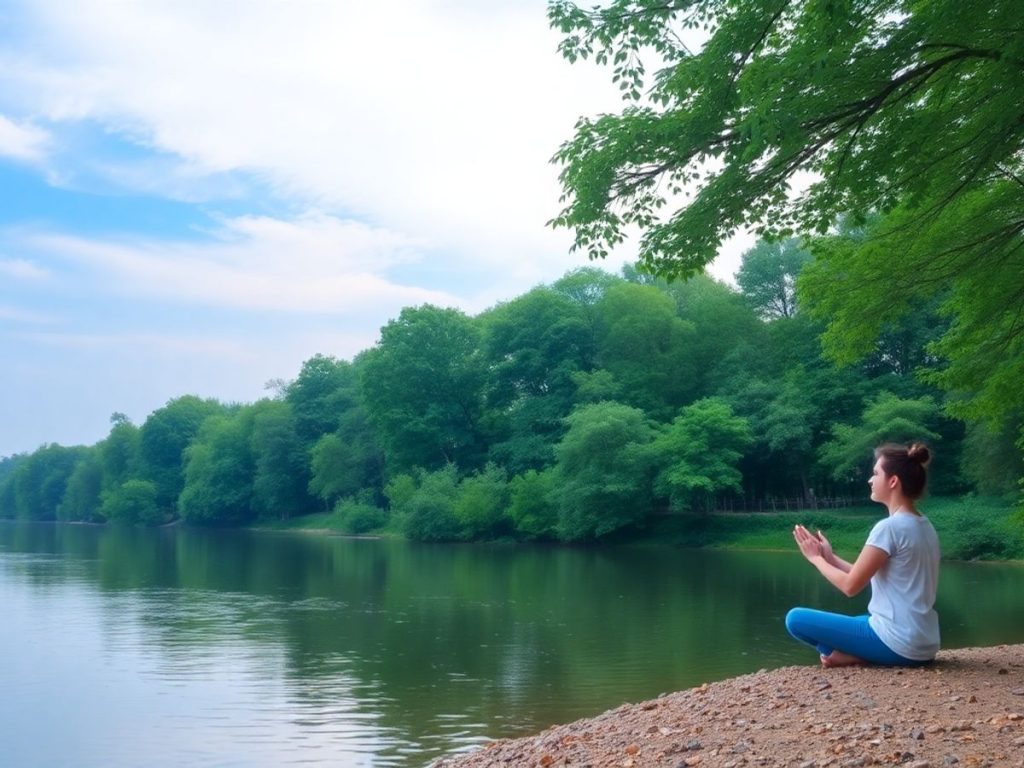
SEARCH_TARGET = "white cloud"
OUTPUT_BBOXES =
[0,1,624,289]
[0,114,50,163]
[0,304,59,324]
[0,257,50,280]
[11,329,253,359]
[27,213,458,314]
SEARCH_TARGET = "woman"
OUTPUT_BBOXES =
[785,442,940,667]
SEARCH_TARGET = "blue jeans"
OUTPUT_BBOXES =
[785,607,930,666]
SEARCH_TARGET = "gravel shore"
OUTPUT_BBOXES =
[432,644,1024,768]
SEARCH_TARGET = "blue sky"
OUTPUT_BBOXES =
[0,0,748,458]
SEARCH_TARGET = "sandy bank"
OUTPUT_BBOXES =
[433,645,1024,768]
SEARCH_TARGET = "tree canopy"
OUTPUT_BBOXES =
[0,256,1013,542]
[548,0,1024,431]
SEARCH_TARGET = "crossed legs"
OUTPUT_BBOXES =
[785,608,924,667]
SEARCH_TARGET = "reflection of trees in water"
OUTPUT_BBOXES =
[5,522,1024,763]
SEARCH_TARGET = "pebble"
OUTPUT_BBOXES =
[432,646,1024,768]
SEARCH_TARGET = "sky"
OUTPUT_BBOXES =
[0,0,751,459]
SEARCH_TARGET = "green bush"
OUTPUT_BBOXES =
[927,497,1024,561]
[454,464,509,540]
[401,465,462,542]
[101,480,162,525]
[334,496,388,534]
[508,469,558,539]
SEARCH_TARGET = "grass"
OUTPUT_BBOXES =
[252,510,351,533]
[636,496,1024,561]
[250,495,1024,562]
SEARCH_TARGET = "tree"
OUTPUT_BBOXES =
[452,464,510,540]
[550,266,623,309]
[58,449,104,522]
[820,392,942,482]
[960,417,1024,501]
[550,401,655,540]
[508,469,558,540]
[309,433,363,508]
[249,400,312,521]
[648,398,753,513]
[800,198,1023,425]
[9,444,85,520]
[593,282,697,418]
[101,479,162,525]
[99,415,141,493]
[139,396,228,512]
[285,354,356,444]
[481,287,596,473]
[548,0,1024,433]
[396,465,463,542]
[178,412,256,525]
[549,0,1021,273]
[359,305,489,473]
[725,374,818,498]
[648,272,764,398]
[736,239,811,320]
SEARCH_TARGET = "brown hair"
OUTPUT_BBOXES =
[874,442,931,500]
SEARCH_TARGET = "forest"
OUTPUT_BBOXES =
[3,0,1023,552]
[2,238,1021,547]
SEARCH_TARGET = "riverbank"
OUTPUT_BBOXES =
[432,644,1024,768]
[254,496,1024,563]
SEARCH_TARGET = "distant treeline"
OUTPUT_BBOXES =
[2,242,1022,542]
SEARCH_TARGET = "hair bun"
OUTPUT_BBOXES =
[908,442,931,466]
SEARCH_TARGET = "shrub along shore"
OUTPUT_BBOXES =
[259,495,1024,563]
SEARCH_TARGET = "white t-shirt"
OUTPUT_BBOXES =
[865,511,941,660]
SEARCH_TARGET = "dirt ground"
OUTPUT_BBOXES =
[432,645,1024,768]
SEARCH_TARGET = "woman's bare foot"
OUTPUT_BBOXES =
[820,650,866,668]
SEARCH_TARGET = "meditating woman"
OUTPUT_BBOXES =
[786,442,940,667]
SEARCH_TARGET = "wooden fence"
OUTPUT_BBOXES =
[709,495,862,513]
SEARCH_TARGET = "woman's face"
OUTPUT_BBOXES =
[868,456,893,503]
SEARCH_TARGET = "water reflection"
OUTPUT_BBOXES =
[2,521,1023,767]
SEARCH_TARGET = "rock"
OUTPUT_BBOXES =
[1011,687,1024,695]
[909,727,925,740]
[907,761,932,768]
[856,694,876,709]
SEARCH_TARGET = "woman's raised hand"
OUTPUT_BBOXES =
[816,529,834,564]
[793,524,823,561]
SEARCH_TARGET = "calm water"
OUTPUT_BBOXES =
[3,521,1024,767]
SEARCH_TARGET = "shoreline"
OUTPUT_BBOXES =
[432,644,1024,767]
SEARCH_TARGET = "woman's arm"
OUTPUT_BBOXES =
[815,528,853,573]
[793,525,888,597]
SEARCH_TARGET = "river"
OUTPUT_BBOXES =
[2,521,1023,767]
